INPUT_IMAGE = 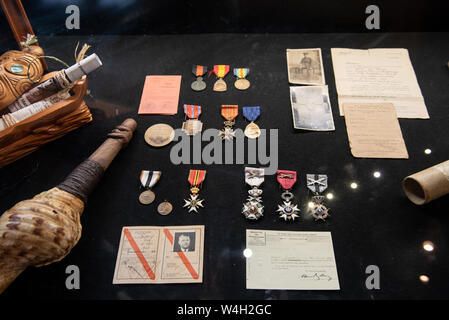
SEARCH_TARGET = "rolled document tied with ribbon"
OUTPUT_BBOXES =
[402,160,449,205]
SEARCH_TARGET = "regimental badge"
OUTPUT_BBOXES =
[139,170,161,205]
[307,174,331,221]
[182,104,203,136]
[242,106,261,139]
[276,170,300,221]
[242,167,265,220]
[212,65,230,92]
[183,170,206,213]
[234,68,250,90]
[191,65,207,92]
[219,105,238,140]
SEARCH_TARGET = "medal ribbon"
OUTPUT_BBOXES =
[306,174,328,193]
[140,171,161,188]
[192,65,207,77]
[277,170,297,190]
[213,65,230,78]
[221,105,239,121]
[234,68,249,79]
[245,167,265,187]
[242,106,260,122]
[188,170,207,187]
[183,104,202,119]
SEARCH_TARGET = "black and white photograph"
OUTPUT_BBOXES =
[287,48,325,85]
[290,85,335,131]
[173,232,196,252]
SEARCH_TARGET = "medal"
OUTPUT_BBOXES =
[182,104,203,136]
[276,170,300,221]
[191,65,207,91]
[144,123,175,147]
[212,65,230,92]
[219,105,238,140]
[242,167,265,220]
[307,174,330,221]
[157,201,173,215]
[234,68,250,90]
[139,170,161,205]
[183,170,206,213]
[242,106,261,139]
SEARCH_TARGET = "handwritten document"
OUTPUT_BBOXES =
[246,230,340,290]
[331,48,429,119]
[138,75,181,114]
[343,102,409,159]
[113,225,204,284]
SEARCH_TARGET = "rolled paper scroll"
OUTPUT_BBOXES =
[0,118,137,293]
[402,160,449,205]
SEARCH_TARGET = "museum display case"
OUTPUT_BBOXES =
[0,0,448,303]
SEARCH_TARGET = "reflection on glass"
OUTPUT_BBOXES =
[243,248,253,258]
[419,275,430,283]
[326,193,334,200]
[308,202,315,208]
[423,241,435,252]
[350,182,358,189]
[373,171,381,178]
[424,149,432,155]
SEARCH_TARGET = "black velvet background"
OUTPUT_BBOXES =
[0,33,449,300]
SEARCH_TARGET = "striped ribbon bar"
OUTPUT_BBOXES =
[192,65,207,77]
[221,105,239,121]
[213,65,230,78]
[188,170,207,187]
[184,104,202,119]
[234,68,249,79]
[140,171,161,188]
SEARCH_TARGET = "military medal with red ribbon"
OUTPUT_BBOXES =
[306,174,330,221]
[234,68,250,90]
[219,105,238,140]
[276,170,300,221]
[183,170,206,213]
[191,65,207,91]
[212,65,230,92]
[182,104,203,136]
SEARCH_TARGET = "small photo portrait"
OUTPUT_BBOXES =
[173,232,196,252]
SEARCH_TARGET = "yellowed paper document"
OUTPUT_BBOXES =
[246,229,340,290]
[113,225,204,284]
[331,48,429,119]
[343,102,409,159]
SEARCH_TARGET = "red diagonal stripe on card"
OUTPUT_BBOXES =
[163,228,199,279]
[123,228,156,280]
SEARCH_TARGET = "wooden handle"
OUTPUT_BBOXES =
[57,118,137,203]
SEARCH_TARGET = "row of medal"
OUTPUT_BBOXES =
[191,65,251,92]
[138,168,330,221]
[181,104,261,139]
[242,168,330,221]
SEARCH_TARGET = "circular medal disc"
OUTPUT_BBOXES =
[144,123,175,147]
[244,122,261,139]
[191,77,206,91]
[213,79,227,92]
[139,190,155,205]
[157,201,173,215]
[234,78,250,90]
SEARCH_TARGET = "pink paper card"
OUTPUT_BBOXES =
[138,75,182,115]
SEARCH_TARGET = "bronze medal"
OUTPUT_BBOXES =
[213,78,227,92]
[234,78,250,90]
[191,77,206,91]
[182,119,203,136]
[157,201,173,215]
[139,190,155,205]
[144,123,175,147]
[244,122,261,139]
